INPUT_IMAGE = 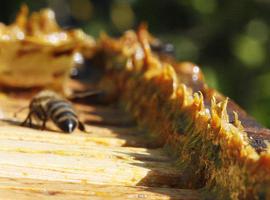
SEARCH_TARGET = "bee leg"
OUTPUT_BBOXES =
[41,119,47,130]
[78,121,86,132]
[29,116,33,128]
[21,112,33,127]
[40,106,48,131]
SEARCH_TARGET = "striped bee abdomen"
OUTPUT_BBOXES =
[47,99,78,133]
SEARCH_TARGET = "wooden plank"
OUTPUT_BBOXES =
[0,138,182,187]
[0,93,200,199]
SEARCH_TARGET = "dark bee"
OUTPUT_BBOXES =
[150,40,175,57]
[21,90,86,133]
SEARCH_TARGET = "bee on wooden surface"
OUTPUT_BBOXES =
[21,90,86,133]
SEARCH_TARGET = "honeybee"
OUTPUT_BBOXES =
[150,40,175,57]
[21,90,86,133]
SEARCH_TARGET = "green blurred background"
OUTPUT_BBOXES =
[1,0,270,127]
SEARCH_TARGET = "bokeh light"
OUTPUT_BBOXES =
[191,0,217,14]
[246,19,268,43]
[70,0,93,21]
[110,0,135,32]
[233,35,265,68]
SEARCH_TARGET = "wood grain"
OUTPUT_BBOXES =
[0,177,199,200]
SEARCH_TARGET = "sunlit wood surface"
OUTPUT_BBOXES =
[0,91,200,200]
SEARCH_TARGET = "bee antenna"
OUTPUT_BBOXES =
[14,106,28,118]
[68,90,104,100]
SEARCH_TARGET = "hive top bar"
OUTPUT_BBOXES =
[98,25,270,154]
[95,25,270,199]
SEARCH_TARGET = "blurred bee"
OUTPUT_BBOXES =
[150,40,175,57]
[21,90,86,133]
